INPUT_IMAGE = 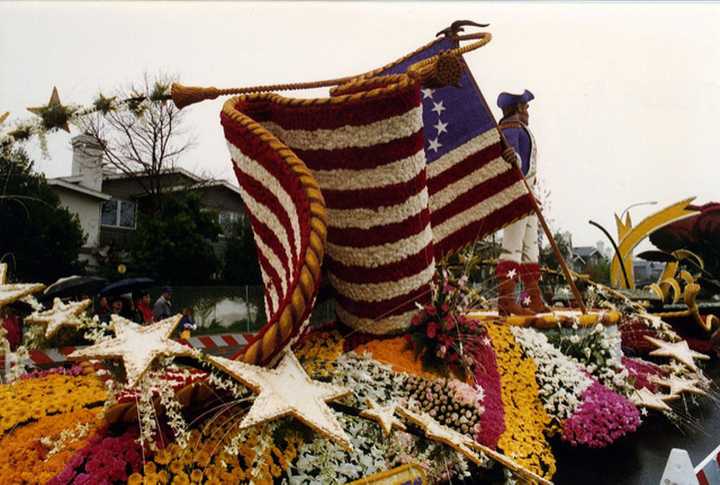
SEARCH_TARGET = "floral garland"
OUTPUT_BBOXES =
[470,334,505,448]
[485,323,556,479]
[0,373,107,435]
[0,408,102,484]
[353,336,438,379]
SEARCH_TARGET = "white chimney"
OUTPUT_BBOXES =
[71,134,104,192]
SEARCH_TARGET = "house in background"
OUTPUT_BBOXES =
[48,134,246,267]
[570,246,604,272]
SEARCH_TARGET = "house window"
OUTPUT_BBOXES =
[101,199,136,229]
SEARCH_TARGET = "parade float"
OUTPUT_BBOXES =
[0,22,718,484]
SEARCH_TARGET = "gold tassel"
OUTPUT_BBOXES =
[170,83,221,110]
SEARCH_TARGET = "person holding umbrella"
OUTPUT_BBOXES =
[153,287,173,321]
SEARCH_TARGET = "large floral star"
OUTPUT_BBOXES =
[644,336,709,372]
[27,86,71,132]
[69,314,194,386]
[652,375,707,397]
[0,263,45,308]
[25,297,91,338]
[209,351,352,450]
[630,387,676,411]
[360,399,406,436]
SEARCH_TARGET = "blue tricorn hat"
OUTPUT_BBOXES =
[497,89,535,109]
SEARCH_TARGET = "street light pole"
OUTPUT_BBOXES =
[620,200,658,221]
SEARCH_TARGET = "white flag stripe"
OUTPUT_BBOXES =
[325,188,429,230]
[328,264,434,303]
[228,143,301,259]
[327,223,433,268]
[311,150,426,191]
[429,157,509,212]
[252,232,289,297]
[335,306,417,335]
[432,180,529,244]
[426,128,500,179]
[261,106,423,151]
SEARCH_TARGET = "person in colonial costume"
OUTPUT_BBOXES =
[496,89,549,315]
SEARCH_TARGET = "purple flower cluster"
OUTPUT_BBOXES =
[472,341,505,448]
[21,365,84,380]
[48,427,142,485]
[562,379,640,448]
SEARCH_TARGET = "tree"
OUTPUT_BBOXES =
[77,73,195,213]
[222,217,262,285]
[0,148,85,282]
[540,230,573,271]
[129,192,221,284]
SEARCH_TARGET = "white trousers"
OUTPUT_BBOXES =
[501,213,539,264]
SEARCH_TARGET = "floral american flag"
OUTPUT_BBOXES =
[379,36,535,257]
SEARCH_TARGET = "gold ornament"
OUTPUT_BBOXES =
[0,112,9,125]
[359,399,406,436]
[69,314,194,386]
[0,263,45,308]
[27,86,71,132]
[644,336,710,372]
[25,297,91,338]
[209,351,353,450]
[630,387,676,411]
[651,375,707,397]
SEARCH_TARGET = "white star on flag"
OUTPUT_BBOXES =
[428,138,442,152]
[431,101,446,115]
[421,88,435,99]
[434,120,448,135]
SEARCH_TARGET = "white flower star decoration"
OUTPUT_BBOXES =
[431,100,446,115]
[651,375,707,397]
[0,263,45,308]
[630,387,676,411]
[522,295,532,306]
[434,119,448,135]
[208,351,353,450]
[25,298,91,338]
[644,336,709,372]
[506,268,517,280]
[69,314,194,386]
[360,399,406,436]
[421,88,434,99]
[428,137,442,152]
[397,406,484,465]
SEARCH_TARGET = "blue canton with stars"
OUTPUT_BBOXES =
[380,37,499,162]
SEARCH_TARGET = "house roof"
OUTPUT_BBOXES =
[573,246,599,258]
[101,167,201,183]
[47,179,111,201]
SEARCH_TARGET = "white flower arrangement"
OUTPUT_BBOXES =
[511,327,591,421]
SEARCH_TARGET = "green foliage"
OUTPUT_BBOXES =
[583,257,610,285]
[130,192,221,284]
[0,148,86,283]
[222,218,262,285]
[540,230,573,270]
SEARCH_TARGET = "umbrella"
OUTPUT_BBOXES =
[99,278,155,297]
[41,275,108,301]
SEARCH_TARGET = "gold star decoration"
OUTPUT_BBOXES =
[209,351,353,450]
[25,297,91,338]
[359,399,406,436]
[0,112,9,125]
[0,263,45,308]
[644,336,710,372]
[27,86,71,132]
[652,375,707,397]
[630,387,677,411]
[69,314,194,386]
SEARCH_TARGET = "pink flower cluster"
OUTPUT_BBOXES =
[561,379,640,448]
[472,341,505,448]
[21,365,84,380]
[48,427,142,485]
[622,356,665,392]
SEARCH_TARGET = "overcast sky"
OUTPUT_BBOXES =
[1,1,718,248]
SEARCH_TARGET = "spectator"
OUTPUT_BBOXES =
[96,296,111,322]
[153,287,173,321]
[1,307,22,351]
[134,292,154,324]
[179,307,196,340]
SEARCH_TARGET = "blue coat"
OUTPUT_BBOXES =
[499,121,532,177]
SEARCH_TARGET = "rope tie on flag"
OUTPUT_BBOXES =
[170,32,492,110]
